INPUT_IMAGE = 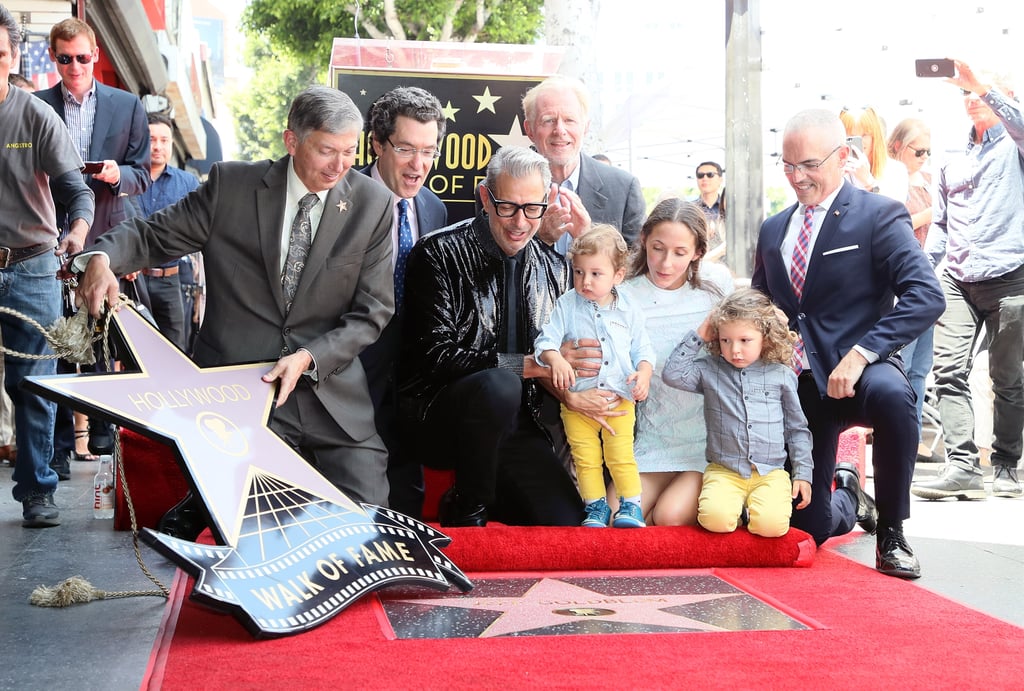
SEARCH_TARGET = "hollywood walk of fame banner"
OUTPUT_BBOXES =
[330,38,564,224]
[25,307,472,639]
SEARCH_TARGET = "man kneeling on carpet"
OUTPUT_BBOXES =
[663,288,813,537]
[534,225,655,528]
[399,146,619,528]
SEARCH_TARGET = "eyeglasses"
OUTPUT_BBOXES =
[779,145,842,175]
[484,187,548,219]
[695,172,719,179]
[387,138,440,160]
[907,146,931,158]
[55,53,93,65]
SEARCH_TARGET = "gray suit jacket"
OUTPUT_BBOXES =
[91,157,395,441]
[576,154,645,247]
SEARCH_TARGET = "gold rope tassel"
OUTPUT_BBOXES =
[30,576,107,607]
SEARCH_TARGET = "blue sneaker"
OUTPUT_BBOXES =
[582,498,611,527]
[612,499,645,528]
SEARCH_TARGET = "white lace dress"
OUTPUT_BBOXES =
[627,263,734,473]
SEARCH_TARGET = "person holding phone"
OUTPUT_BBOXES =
[912,60,1024,501]
[839,106,909,203]
[35,17,152,480]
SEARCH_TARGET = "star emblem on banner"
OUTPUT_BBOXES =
[473,86,501,113]
[396,577,736,637]
[487,115,534,149]
[441,100,460,122]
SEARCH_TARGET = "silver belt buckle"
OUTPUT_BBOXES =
[0,247,11,269]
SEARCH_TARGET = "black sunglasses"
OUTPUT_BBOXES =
[695,172,719,179]
[908,146,931,158]
[55,53,92,65]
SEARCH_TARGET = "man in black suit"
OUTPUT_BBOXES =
[359,86,448,518]
[522,75,645,254]
[752,109,945,579]
[35,17,151,480]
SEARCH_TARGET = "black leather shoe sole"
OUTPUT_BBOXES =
[157,492,208,541]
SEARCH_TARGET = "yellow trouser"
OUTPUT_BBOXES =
[698,462,793,537]
[561,399,641,501]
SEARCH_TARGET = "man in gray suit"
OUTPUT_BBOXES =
[73,86,395,537]
[523,75,645,254]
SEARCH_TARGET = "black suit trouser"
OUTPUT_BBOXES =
[414,368,583,526]
[794,360,917,546]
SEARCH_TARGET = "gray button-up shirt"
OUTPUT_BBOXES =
[662,330,813,483]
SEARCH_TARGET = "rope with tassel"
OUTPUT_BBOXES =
[15,292,171,607]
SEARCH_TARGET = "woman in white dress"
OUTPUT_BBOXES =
[622,198,733,525]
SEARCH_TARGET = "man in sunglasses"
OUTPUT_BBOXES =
[397,146,587,528]
[693,161,727,262]
[912,61,1024,502]
[36,17,151,481]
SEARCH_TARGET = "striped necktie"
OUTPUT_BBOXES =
[790,205,814,371]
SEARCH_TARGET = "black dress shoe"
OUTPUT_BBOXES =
[438,487,488,527]
[834,462,878,535]
[157,491,208,541]
[876,524,921,579]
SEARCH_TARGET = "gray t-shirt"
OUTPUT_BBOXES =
[0,85,84,247]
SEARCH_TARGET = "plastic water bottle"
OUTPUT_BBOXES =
[93,455,115,519]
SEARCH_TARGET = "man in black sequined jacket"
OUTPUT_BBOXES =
[398,146,586,527]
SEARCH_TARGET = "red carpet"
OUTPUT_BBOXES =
[142,529,1023,690]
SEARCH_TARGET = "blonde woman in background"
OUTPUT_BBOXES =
[840,106,909,202]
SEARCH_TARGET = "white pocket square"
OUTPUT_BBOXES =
[822,244,859,256]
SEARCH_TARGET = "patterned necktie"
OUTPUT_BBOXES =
[394,198,414,309]
[282,193,319,312]
[790,205,814,371]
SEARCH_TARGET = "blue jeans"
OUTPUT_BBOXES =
[932,266,1024,470]
[0,252,60,501]
[901,324,935,439]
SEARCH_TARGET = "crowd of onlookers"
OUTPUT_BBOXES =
[4,4,1021,584]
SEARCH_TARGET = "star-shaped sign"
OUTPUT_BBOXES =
[441,100,460,122]
[25,307,472,638]
[473,85,502,114]
[487,115,534,150]
[26,307,359,545]
[336,199,349,213]
[395,577,736,637]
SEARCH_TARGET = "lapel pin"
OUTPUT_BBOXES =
[336,199,349,213]
[834,210,840,216]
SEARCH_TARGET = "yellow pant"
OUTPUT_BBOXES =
[698,463,793,537]
[561,400,641,501]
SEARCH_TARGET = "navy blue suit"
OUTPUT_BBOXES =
[35,81,151,245]
[752,182,945,545]
[358,163,447,517]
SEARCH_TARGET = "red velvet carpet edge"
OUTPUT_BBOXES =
[143,534,1024,690]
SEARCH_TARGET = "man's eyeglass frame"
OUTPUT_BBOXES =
[778,145,842,175]
[483,187,548,219]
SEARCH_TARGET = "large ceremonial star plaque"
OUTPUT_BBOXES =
[25,307,472,638]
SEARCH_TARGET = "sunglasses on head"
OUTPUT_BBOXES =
[55,53,92,65]
[695,171,719,179]
[908,146,931,158]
